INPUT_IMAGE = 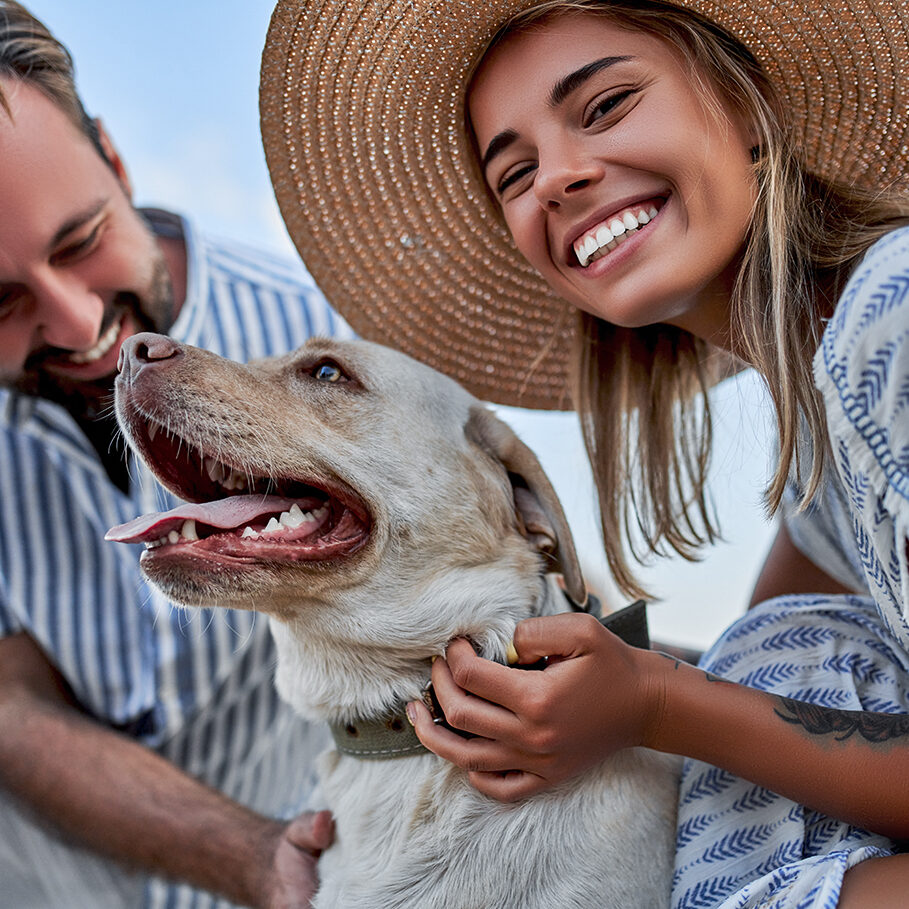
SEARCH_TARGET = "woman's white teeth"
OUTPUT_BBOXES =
[595,224,614,247]
[574,205,659,267]
[70,315,122,364]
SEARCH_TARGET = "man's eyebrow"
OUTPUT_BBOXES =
[549,55,633,107]
[48,199,107,251]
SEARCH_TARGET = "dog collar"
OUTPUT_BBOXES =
[327,599,649,760]
[329,710,427,760]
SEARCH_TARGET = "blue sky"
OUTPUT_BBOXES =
[25,0,777,649]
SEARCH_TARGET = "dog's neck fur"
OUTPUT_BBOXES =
[269,564,566,728]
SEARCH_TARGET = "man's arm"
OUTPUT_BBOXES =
[0,632,331,908]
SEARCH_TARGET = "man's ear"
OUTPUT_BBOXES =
[94,118,133,198]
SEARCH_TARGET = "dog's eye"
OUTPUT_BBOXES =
[311,360,348,383]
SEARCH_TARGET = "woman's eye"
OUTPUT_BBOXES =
[311,361,347,382]
[585,89,636,127]
[497,163,537,197]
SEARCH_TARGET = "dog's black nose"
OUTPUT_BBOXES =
[118,332,184,379]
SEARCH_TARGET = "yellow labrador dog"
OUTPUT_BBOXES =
[107,333,678,909]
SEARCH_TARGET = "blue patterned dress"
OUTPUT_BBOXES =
[671,226,909,908]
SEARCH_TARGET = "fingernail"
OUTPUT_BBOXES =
[506,640,519,665]
[405,702,417,726]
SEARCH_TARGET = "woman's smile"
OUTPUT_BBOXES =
[468,13,757,341]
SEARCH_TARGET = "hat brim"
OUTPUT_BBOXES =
[261,0,909,410]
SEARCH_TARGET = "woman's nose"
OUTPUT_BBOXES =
[533,145,603,209]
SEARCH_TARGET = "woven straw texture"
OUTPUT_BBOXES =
[261,0,909,410]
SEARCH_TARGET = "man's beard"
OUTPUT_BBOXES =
[6,252,174,420]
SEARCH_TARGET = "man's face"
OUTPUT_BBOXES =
[0,78,174,409]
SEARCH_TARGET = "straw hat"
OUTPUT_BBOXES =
[260,0,909,410]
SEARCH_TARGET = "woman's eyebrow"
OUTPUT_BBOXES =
[480,55,634,173]
[481,128,519,172]
[549,55,633,107]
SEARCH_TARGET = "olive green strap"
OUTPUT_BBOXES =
[328,711,427,759]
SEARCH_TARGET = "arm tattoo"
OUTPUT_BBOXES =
[654,651,725,682]
[775,697,909,744]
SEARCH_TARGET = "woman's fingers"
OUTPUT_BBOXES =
[406,698,524,771]
[468,769,550,802]
[511,612,608,665]
[428,647,524,739]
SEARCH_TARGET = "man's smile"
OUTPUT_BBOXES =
[34,307,138,385]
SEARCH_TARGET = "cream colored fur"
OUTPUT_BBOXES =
[113,334,679,908]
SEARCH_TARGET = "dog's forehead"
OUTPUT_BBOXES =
[290,336,476,404]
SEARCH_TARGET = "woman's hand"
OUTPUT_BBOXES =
[407,612,666,801]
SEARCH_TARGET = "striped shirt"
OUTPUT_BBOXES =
[0,210,351,907]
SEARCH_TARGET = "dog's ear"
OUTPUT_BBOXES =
[465,406,586,605]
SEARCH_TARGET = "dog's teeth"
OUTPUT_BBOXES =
[205,458,224,482]
[241,526,259,539]
[225,470,247,491]
[167,530,181,544]
[180,519,198,541]
[281,505,306,529]
[263,517,282,535]
[312,505,328,521]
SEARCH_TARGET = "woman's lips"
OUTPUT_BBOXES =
[568,197,665,267]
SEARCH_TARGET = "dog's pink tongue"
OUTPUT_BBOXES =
[105,495,303,543]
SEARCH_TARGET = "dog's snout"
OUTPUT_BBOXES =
[118,332,184,379]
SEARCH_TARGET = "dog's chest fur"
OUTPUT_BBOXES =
[314,747,678,909]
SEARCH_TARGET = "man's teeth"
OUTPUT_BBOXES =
[574,206,658,267]
[144,505,330,550]
[69,314,123,364]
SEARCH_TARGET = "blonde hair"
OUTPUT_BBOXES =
[487,0,909,598]
[0,0,102,154]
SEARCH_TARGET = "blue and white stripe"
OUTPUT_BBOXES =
[0,211,349,908]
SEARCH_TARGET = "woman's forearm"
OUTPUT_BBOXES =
[647,651,909,837]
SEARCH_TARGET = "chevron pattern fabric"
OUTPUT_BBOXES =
[672,227,909,908]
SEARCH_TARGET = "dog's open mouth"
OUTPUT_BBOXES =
[105,414,371,564]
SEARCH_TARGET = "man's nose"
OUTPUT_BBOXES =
[33,273,105,351]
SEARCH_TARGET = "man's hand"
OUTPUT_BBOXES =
[261,810,334,909]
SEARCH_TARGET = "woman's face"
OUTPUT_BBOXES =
[468,13,757,342]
